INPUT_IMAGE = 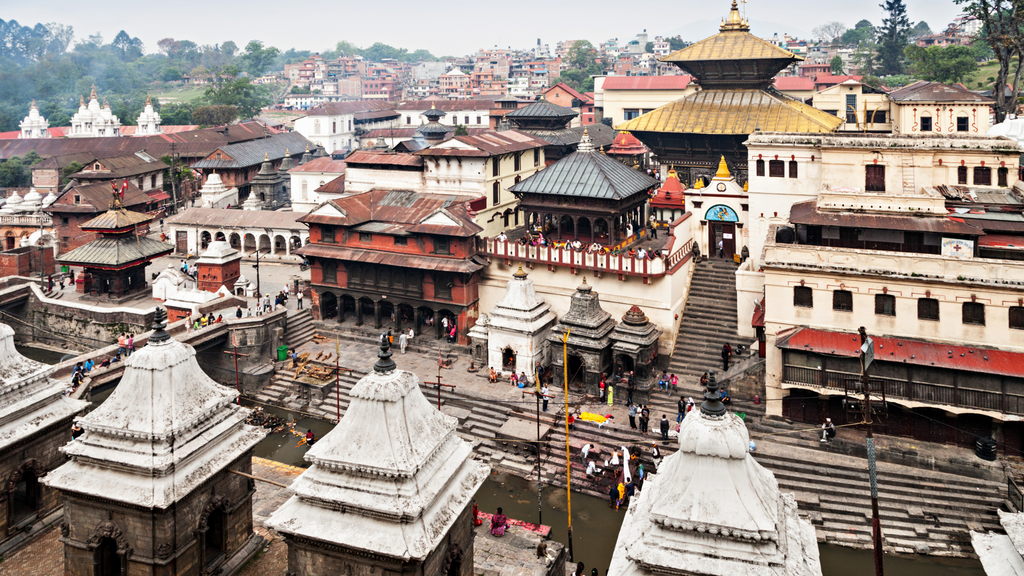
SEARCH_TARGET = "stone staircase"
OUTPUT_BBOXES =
[285,310,315,349]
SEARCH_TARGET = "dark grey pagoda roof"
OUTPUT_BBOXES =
[192,132,311,170]
[505,98,578,121]
[519,124,617,148]
[547,277,616,352]
[422,106,447,120]
[509,129,659,200]
[610,305,661,356]
[417,122,453,136]
[58,235,173,268]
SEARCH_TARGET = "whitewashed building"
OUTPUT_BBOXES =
[293,101,400,154]
[68,86,121,138]
[478,265,557,375]
[133,95,162,136]
[288,156,348,213]
[18,101,49,138]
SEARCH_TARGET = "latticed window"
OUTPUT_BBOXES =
[963,302,985,326]
[794,286,813,308]
[875,294,896,316]
[323,262,337,284]
[788,161,798,179]
[974,167,992,186]
[918,298,939,321]
[1010,307,1024,330]
[832,290,852,312]
[756,159,765,177]
[769,160,785,178]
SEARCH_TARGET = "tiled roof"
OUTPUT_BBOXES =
[314,175,345,194]
[72,152,168,180]
[546,83,591,103]
[46,181,153,214]
[166,207,306,231]
[602,76,693,90]
[345,150,424,167]
[303,101,394,117]
[296,243,487,273]
[287,157,347,174]
[57,235,172,268]
[353,110,401,121]
[773,76,815,91]
[298,189,481,237]
[191,132,310,169]
[505,100,578,120]
[520,124,617,148]
[888,80,995,103]
[417,130,548,157]
[616,88,843,134]
[395,100,496,111]
[509,146,658,200]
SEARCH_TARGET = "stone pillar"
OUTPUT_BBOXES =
[373,301,382,329]
[355,301,363,326]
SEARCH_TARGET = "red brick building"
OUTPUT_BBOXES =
[45,181,155,254]
[296,190,485,344]
[0,245,55,278]
[196,241,242,293]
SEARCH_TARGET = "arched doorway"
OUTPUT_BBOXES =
[243,233,257,252]
[273,235,287,255]
[577,217,592,241]
[559,215,575,238]
[258,235,271,254]
[290,235,302,251]
[397,303,414,327]
[9,466,40,527]
[502,347,516,372]
[417,307,435,332]
[340,295,356,322]
[204,508,226,567]
[379,300,395,329]
[594,218,609,243]
[615,354,634,377]
[566,354,585,385]
[229,233,241,249]
[321,292,337,320]
[200,231,212,250]
[94,537,121,576]
[438,309,457,342]
[214,231,226,242]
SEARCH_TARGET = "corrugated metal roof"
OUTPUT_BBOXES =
[889,81,994,103]
[519,124,618,148]
[509,148,658,200]
[45,181,153,214]
[303,101,395,117]
[978,234,1024,250]
[166,207,306,230]
[314,175,345,194]
[773,76,815,91]
[777,327,1024,379]
[602,76,693,90]
[287,157,347,174]
[191,132,311,169]
[80,209,153,231]
[505,100,578,120]
[418,130,549,157]
[615,89,843,134]
[354,110,401,121]
[57,235,172,267]
[344,150,423,167]
[788,199,984,235]
[662,30,798,63]
[297,189,482,237]
[295,244,486,273]
[394,100,496,111]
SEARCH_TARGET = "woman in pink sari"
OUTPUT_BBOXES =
[490,507,508,536]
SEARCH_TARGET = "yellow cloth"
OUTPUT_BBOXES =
[579,412,608,424]
[617,483,625,499]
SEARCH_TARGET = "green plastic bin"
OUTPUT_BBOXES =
[277,345,289,362]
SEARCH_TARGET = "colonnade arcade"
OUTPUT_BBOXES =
[196,230,310,256]
[524,202,647,245]
[317,289,463,341]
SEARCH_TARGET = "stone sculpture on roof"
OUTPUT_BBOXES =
[267,336,490,574]
[608,370,822,576]
[43,307,267,576]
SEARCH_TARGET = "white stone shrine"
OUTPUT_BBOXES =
[18,101,50,138]
[68,86,121,138]
[608,371,822,576]
[199,171,239,209]
[134,94,162,135]
[151,263,190,301]
[485,265,556,376]
[267,338,489,574]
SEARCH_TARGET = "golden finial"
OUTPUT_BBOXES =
[600,146,606,154]
[265,153,269,161]
[102,98,109,108]
[583,127,589,136]
[715,155,731,179]
[514,263,528,278]
[743,180,749,192]
[581,276,588,285]
[146,94,152,106]
[305,144,310,152]
[30,100,37,110]
[80,95,85,106]
[721,0,750,31]
[695,179,704,190]
[90,85,97,100]
[285,148,290,155]
[431,102,436,109]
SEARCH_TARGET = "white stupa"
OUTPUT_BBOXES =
[68,86,121,138]
[0,322,87,452]
[43,308,265,508]
[135,94,162,135]
[0,190,23,214]
[267,338,490,566]
[485,264,557,375]
[18,101,50,138]
[199,171,239,209]
[608,371,823,576]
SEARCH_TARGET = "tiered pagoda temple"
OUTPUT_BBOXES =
[504,97,617,163]
[509,129,658,246]
[617,0,842,186]
[57,195,171,300]
[650,168,687,224]
[267,338,489,575]
[43,308,266,576]
[609,305,662,405]
[606,130,649,169]
[547,277,616,393]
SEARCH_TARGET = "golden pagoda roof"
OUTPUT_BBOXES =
[662,29,798,64]
[616,88,843,135]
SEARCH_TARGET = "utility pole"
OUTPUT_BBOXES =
[561,329,573,563]
[253,248,261,299]
[424,353,456,410]
[169,141,179,214]
[859,326,884,576]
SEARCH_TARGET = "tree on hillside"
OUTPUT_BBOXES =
[955,0,1024,123]
[193,105,237,126]
[852,42,880,76]
[668,36,689,51]
[841,20,875,45]
[830,55,845,74]
[910,21,932,37]
[221,40,238,57]
[238,40,279,76]
[877,0,911,74]
[813,22,848,43]
[111,30,144,61]
[203,78,270,119]
[560,40,604,92]
[904,44,978,83]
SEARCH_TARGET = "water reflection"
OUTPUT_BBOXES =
[16,344,73,365]
[241,400,336,467]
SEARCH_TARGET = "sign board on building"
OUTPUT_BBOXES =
[860,337,874,372]
[941,238,974,258]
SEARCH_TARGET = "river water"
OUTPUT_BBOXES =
[34,349,983,576]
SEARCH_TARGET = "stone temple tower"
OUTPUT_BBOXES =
[43,308,266,576]
[267,337,490,575]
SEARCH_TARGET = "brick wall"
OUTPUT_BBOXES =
[0,247,56,278]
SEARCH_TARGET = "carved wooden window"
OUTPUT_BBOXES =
[918,298,939,321]
[1009,306,1024,330]
[323,262,337,284]
[957,166,968,184]
[962,302,985,326]
[756,159,765,177]
[794,286,813,308]
[874,294,896,316]
[768,160,784,178]
[832,290,853,312]
[974,167,992,186]
[865,165,885,192]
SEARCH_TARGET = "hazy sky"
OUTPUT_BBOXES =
[6,0,963,57]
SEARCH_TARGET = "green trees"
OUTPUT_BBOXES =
[203,78,270,119]
[841,20,875,45]
[0,152,42,187]
[955,0,1024,123]
[560,40,604,92]
[877,0,911,75]
[192,105,237,126]
[904,45,978,83]
[830,55,845,75]
[238,41,279,76]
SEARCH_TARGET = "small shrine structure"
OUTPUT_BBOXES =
[196,240,241,293]
[267,338,489,575]
[608,371,822,575]
[510,129,658,246]
[56,195,172,301]
[606,130,649,169]
[18,100,50,138]
[609,305,662,405]
[547,277,616,393]
[198,171,238,209]
[248,153,290,211]
[0,323,87,545]
[650,168,687,224]
[43,308,266,576]
[481,264,557,376]
[134,95,162,135]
